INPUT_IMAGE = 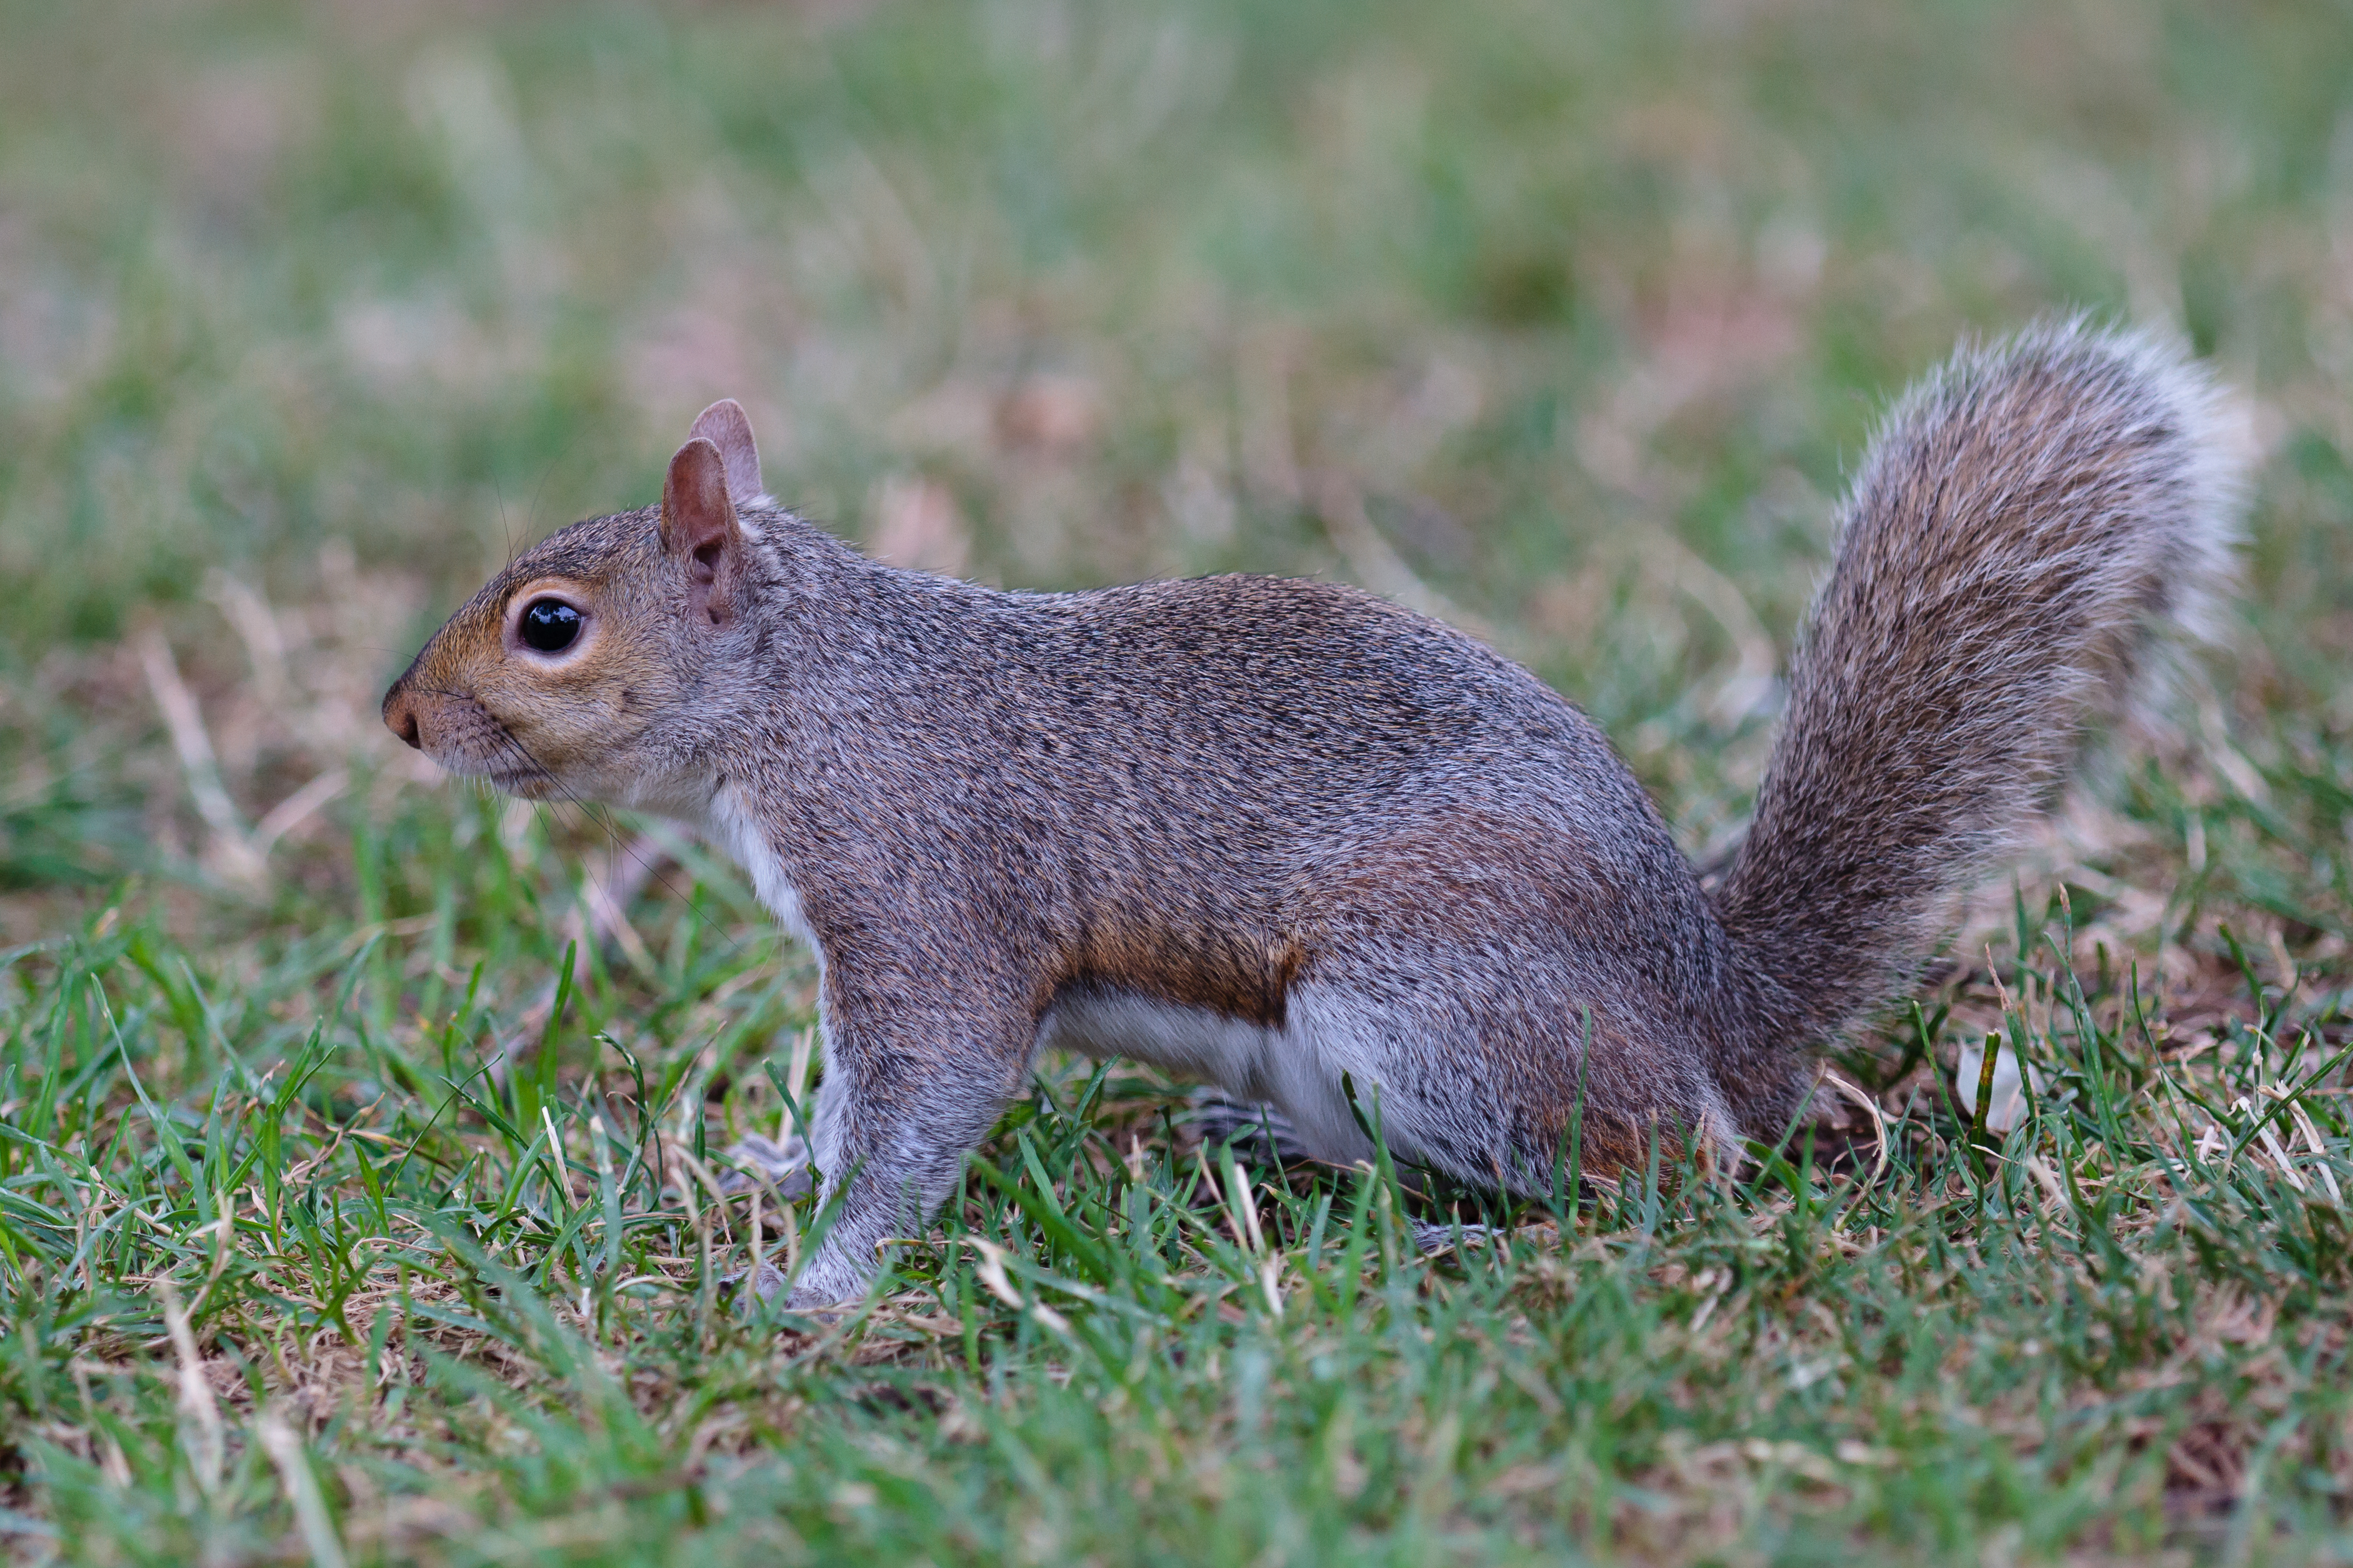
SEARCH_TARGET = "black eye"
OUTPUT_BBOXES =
[519,598,582,653]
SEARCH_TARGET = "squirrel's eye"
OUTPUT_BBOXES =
[519,598,582,653]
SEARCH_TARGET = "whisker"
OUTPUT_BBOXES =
[477,718,770,979]
[493,475,517,565]
[525,428,587,543]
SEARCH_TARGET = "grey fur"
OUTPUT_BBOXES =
[1713,319,2241,1132]
[383,321,2241,1306]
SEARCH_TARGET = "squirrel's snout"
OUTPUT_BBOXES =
[382,687,424,751]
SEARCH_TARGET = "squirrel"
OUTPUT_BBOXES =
[383,321,2242,1306]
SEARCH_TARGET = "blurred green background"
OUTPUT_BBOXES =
[9,0,2351,919]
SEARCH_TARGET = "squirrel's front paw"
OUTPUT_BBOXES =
[719,1259,794,1303]
[717,1258,862,1321]
[716,1132,813,1199]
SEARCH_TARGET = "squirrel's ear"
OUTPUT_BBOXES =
[661,437,743,622]
[687,399,767,510]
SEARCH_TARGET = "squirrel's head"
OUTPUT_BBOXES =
[381,399,775,813]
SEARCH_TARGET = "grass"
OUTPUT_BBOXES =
[6,0,2353,1561]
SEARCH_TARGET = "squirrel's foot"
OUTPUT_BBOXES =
[1193,1090,1498,1255]
[716,1132,813,1199]
[1407,1217,1498,1255]
[718,1258,793,1302]
[716,1260,858,1327]
[1189,1090,1320,1168]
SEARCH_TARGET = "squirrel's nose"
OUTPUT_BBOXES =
[382,688,423,751]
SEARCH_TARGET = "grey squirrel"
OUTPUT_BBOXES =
[383,321,2242,1306]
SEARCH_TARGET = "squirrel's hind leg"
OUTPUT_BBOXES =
[1272,973,1707,1194]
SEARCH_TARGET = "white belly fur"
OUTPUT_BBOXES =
[1037,985,1380,1166]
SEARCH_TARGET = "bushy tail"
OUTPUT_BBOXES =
[1714,321,2243,1094]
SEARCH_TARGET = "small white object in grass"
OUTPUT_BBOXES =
[966,1237,1023,1308]
[1955,1039,2036,1134]
[542,1106,569,1198]
[257,1409,349,1568]
[157,1280,224,1497]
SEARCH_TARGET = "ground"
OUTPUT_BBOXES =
[5,0,2353,1562]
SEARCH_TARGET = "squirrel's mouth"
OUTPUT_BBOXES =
[458,734,559,798]
[383,685,560,797]
[453,744,562,801]
[484,764,556,798]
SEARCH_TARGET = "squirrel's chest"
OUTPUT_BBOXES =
[703,784,821,955]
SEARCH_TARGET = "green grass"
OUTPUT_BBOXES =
[7,0,2353,1561]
